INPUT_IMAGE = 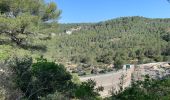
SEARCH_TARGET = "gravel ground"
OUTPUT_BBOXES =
[80,66,134,97]
[80,62,169,97]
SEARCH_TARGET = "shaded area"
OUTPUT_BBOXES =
[0,39,47,52]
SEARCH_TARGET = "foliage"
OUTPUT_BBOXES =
[0,45,12,60]
[40,91,69,100]
[3,57,104,99]
[10,56,72,99]
[75,79,104,100]
[0,60,23,100]
[0,87,6,100]
[113,52,127,69]
[0,0,60,48]
[1,16,170,71]
[162,32,170,42]
[108,75,170,100]
[31,57,72,96]
[96,51,113,64]
[50,16,170,68]
[71,73,81,84]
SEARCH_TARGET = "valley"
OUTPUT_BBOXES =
[0,0,170,99]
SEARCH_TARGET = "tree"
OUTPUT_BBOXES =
[162,32,170,42]
[75,79,103,100]
[114,57,125,69]
[0,0,61,21]
[0,0,61,47]
[11,56,72,99]
[31,57,72,97]
[96,52,113,64]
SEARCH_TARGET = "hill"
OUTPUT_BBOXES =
[55,16,170,63]
[1,16,170,74]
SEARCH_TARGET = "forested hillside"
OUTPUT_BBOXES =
[50,16,170,65]
[1,16,170,70]
[1,0,170,99]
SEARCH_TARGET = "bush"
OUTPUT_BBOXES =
[40,91,69,100]
[11,56,72,99]
[154,55,163,62]
[109,75,170,100]
[75,79,103,100]
[0,59,23,100]
[0,87,6,100]
[114,58,125,69]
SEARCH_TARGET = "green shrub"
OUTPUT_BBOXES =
[11,56,72,99]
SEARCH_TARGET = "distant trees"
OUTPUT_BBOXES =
[96,52,113,64]
[114,58,125,69]
[54,16,170,66]
[113,52,127,69]
[162,32,170,42]
[71,55,92,65]
[163,42,170,56]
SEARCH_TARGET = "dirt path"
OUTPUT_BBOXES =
[79,62,169,97]
[80,66,134,97]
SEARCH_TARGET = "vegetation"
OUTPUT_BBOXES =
[1,12,170,69]
[49,16,170,71]
[108,75,170,100]
[8,56,72,99]
[0,0,170,100]
[0,0,60,50]
[1,15,170,74]
[1,56,170,100]
[75,79,104,100]
[0,56,103,100]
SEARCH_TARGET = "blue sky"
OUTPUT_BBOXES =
[48,0,170,23]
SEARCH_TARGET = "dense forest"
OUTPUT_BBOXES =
[38,17,170,69]
[56,16,170,65]
[1,16,170,75]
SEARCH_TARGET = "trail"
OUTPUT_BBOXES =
[79,62,168,97]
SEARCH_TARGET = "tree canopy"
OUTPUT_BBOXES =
[0,0,61,47]
[10,56,72,99]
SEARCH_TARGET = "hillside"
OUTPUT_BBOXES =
[52,16,170,63]
[1,16,170,73]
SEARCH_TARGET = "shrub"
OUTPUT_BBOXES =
[10,56,72,99]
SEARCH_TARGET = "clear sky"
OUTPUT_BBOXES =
[49,0,170,23]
